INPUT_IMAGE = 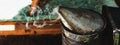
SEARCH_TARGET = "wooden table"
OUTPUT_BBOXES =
[0,20,61,36]
[0,21,62,45]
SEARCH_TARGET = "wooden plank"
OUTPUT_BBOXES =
[0,20,61,36]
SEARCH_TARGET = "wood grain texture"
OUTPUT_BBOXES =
[0,20,61,36]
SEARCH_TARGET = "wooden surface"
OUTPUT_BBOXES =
[0,21,61,36]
